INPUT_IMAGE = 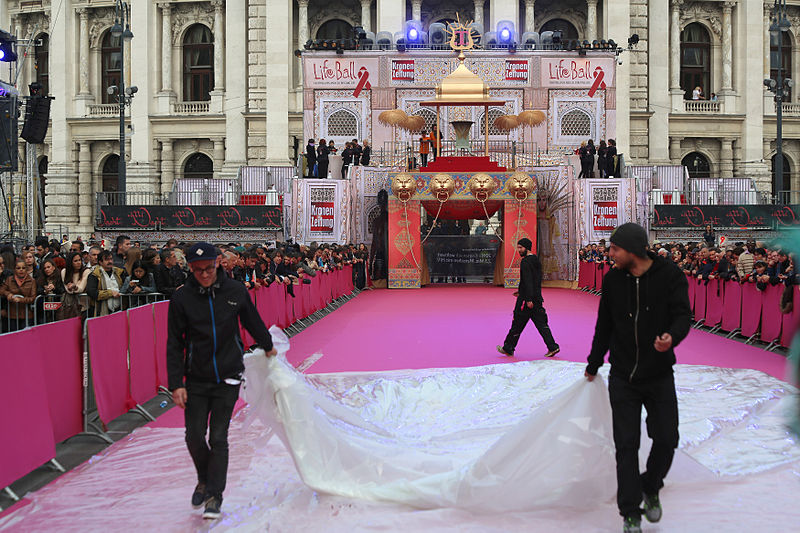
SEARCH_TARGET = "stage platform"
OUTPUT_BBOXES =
[0,287,797,532]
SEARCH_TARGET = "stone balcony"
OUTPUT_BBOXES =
[683,100,722,113]
[87,104,119,117]
[172,101,211,114]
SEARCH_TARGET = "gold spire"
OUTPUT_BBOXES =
[434,53,491,103]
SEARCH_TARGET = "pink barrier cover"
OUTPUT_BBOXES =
[0,329,57,490]
[578,262,592,289]
[87,313,132,424]
[595,265,605,292]
[693,279,707,322]
[256,286,276,329]
[759,284,784,343]
[721,281,742,333]
[740,283,762,338]
[32,318,84,442]
[153,301,170,389]
[686,274,696,313]
[780,286,800,347]
[704,280,724,328]
[128,305,158,405]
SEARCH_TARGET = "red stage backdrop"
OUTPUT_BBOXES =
[502,200,538,289]
[388,199,422,288]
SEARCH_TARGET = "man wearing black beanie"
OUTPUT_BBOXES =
[497,238,560,358]
[584,222,691,533]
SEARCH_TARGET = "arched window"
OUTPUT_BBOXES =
[770,31,792,101]
[540,19,579,41]
[481,108,505,136]
[680,23,711,100]
[101,31,121,104]
[316,20,354,40]
[560,109,592,137]
[35,34,49,95]
[327,109,359,138]
[183,153,214,180]
[772,154,791,196]
[413,109,437,134]
[183,24,214,102]
[102,155,120,193]
[682,152,711,179]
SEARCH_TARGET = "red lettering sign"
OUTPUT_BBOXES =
[392,59,415,81]
[310,201,335,234]
[592,201,618,231]
[505,60,528,81]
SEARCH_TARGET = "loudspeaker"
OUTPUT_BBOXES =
[0,97,18,172]
[21,95,51,144]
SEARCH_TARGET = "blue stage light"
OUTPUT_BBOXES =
[408,28,419,41]
[0,49,5,61]
[500,28,510,41]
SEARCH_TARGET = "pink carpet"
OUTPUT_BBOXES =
[287,286,790,380]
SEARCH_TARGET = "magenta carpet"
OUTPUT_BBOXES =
[286,286,789,380]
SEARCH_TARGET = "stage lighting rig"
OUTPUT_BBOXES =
[496,20,516,49]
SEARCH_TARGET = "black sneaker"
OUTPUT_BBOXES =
[191,483,207,508]
[496,345,513,356]
[544,346,560,358]
[203,496,222,519]
[623,515,642,533]
[642,492,662,523]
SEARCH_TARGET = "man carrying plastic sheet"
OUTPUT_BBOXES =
[167,242,277,520]
[584,223,691,533]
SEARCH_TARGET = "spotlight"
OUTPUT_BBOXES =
[608,39,617,49]
[409,28,418,41]
[496,20,515,48]
[552,30,562,45]
[429,22,447,48]
[353,26,367,41]
[628,34,640,47]
[404,20,425,47]
[0,31,17,63]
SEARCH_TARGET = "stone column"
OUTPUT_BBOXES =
[157,3,174,114]
[524,0,534,33]
[474,0,486,29]
[377,0,404,35]
[265,0,291,164]
[607,0,630,155]
[360,0,372,33]
[212,137,225,176]
[45,0,79,231]
[297,0,309,92]
[77,9,89,94]
[209,0,225,113]
[78,141,93,231]
[222,0,247,178]
[126,0,156,191]
[160,140,175,196]
[586,0,598,42]
[669,137,683,164]
[721,1,734,92]
[490,0,519,30]
[669,0,683,110]
[411,0,422,21]
[649,0,671,163]
[720,138,734,178]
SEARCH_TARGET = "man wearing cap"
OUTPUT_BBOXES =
[584,223,691,533]
[167,242,277,520]
[497,238,560,358]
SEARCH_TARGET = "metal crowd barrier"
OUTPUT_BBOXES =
[1,293,167,334]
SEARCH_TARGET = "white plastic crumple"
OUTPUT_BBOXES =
[242,327,617,511]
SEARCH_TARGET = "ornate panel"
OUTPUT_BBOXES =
[549,89,606,151]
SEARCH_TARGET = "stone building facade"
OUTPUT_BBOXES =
[1,0,798,236]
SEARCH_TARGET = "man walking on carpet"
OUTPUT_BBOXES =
[584,223,691,533]
[167,242,277,520]
[497,238,560,358]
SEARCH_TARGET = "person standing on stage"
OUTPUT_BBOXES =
[584,223,690,533]
[305,138,317,177]
[167,242,277,520]
[497,238,560,358]
[419,130,431,167]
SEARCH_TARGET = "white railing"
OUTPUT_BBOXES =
[87,104,119,117]
[173,101,210,114]
[683,100,721,113]
[780,102,800,116]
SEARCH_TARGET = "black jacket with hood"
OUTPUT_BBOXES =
[167,268,273,390]
[587,252,691,383]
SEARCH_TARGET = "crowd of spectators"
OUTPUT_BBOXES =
[0,234,369,334]
[579,237,798,307]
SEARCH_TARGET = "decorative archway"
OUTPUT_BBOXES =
[682,151,711,179]
[101,154,120,193]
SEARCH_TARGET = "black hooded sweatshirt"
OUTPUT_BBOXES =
[586,252,691,383]
[167,268,273,390]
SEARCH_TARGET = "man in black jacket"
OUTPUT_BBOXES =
[584,223,691,533]
[167,242,276,520]
[497,238,560,358]
[154,248,186,297]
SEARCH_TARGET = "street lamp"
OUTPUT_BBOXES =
[110,0,133,198]
[765,0,792,200]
